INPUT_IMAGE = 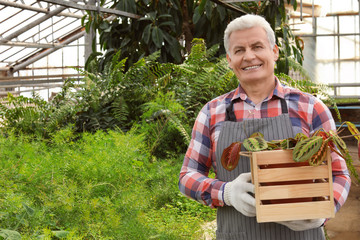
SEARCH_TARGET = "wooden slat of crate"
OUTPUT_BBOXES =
[258,165,329,182]
[259,182,330,200]
[251,148,335,223]
[252,149,294,164]
[257,201,334,222]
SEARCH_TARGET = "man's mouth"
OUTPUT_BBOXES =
[242,64,262,71]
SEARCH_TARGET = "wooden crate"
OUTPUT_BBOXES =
[250,148,335,223]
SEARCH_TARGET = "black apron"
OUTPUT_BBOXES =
[215,98,325,240]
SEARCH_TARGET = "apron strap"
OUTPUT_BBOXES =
[225,98,288,121]
[225,99,239,122]
[280,98,288,114]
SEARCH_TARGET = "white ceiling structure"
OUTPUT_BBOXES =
[0,0,359,99]
[0,0,139,98]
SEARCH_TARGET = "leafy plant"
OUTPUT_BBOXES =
[83,0,302,75]
[137,91,190,157]
[0,130,215,239]
[277,72,342,122]
[221,121,360,183]
[175,39,239,123]
[0,92,51,137]
[0,229,21,240]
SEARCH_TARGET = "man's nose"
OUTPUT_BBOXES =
[243,49,255,61]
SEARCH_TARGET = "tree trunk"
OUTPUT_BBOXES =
[181,0,194,54]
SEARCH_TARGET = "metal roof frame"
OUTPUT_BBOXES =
[0,0,140,97]
[0,0,359,99]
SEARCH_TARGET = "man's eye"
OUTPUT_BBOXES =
[235,49,244,54]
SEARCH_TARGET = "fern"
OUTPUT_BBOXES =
[0,92,50,136]
[111,96,128,125]
[168,115,190,145]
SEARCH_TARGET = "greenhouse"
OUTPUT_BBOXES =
[0,0,359,239]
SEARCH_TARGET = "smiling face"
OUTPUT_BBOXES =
[226,26,279,86]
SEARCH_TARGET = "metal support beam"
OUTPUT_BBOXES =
[0,6,67,43]
[10,29,85,73]
[41,0,141,19]
[1,41,57,48]
[0,0,83,19]
[0,73,81,81]
[0,85,64,95]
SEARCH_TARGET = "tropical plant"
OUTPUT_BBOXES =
[277,72,342,122]
[83,0,303,74]
[0,40,340,156]
[221,121,360,183]
[174,39,239,122]
[0,92,51,137]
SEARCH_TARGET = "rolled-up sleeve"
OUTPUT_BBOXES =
[311,99,351,213]
[178,105,225,208]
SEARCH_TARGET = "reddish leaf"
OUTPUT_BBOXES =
[309,141,327,166]
[346,121,360,141]
[221,142,241,171]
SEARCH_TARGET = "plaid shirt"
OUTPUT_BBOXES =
[179,78,351,212]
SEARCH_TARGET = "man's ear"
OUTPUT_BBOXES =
[226,53,231,63]
[226,54,233,69]
[273,45,279,61]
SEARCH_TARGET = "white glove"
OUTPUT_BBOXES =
[224,172,256,217]
[277,218,325,231]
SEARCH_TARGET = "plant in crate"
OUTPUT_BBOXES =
[221,121,360,182]
[221,121,360,223]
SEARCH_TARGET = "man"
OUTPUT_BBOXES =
[178,14,351,240]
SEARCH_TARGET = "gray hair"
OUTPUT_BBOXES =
[224,14,276,55]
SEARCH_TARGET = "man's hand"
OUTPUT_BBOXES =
[277,218,325,231]
[224,172,256,217]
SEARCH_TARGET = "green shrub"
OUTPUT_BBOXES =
[0,130,215,239]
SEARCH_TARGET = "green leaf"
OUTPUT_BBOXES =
[151,26,164,48]
[22,202,34,216]
[0,229,21,240]
[198,0,207,13]
[163,33,181,62]
[293,136,323,162]
[346,121,360,141]
[116,0,136,14]
[158,14,172,19]
[99,21,109,30]
[120,37,131,48]
[243,137,268,152]
[142,24,152,44]
[217,6,226,22]
[158,21,175,28]
[282,26,288,42]
[81,14,87,27]
[293,0,298,11]
[193,7,201,24]
[53,230,70,238]
[205,0,212,20]
[148,11,157,21]
[139,16,152,21]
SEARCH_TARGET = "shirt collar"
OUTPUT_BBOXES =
[231,77,285,102]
